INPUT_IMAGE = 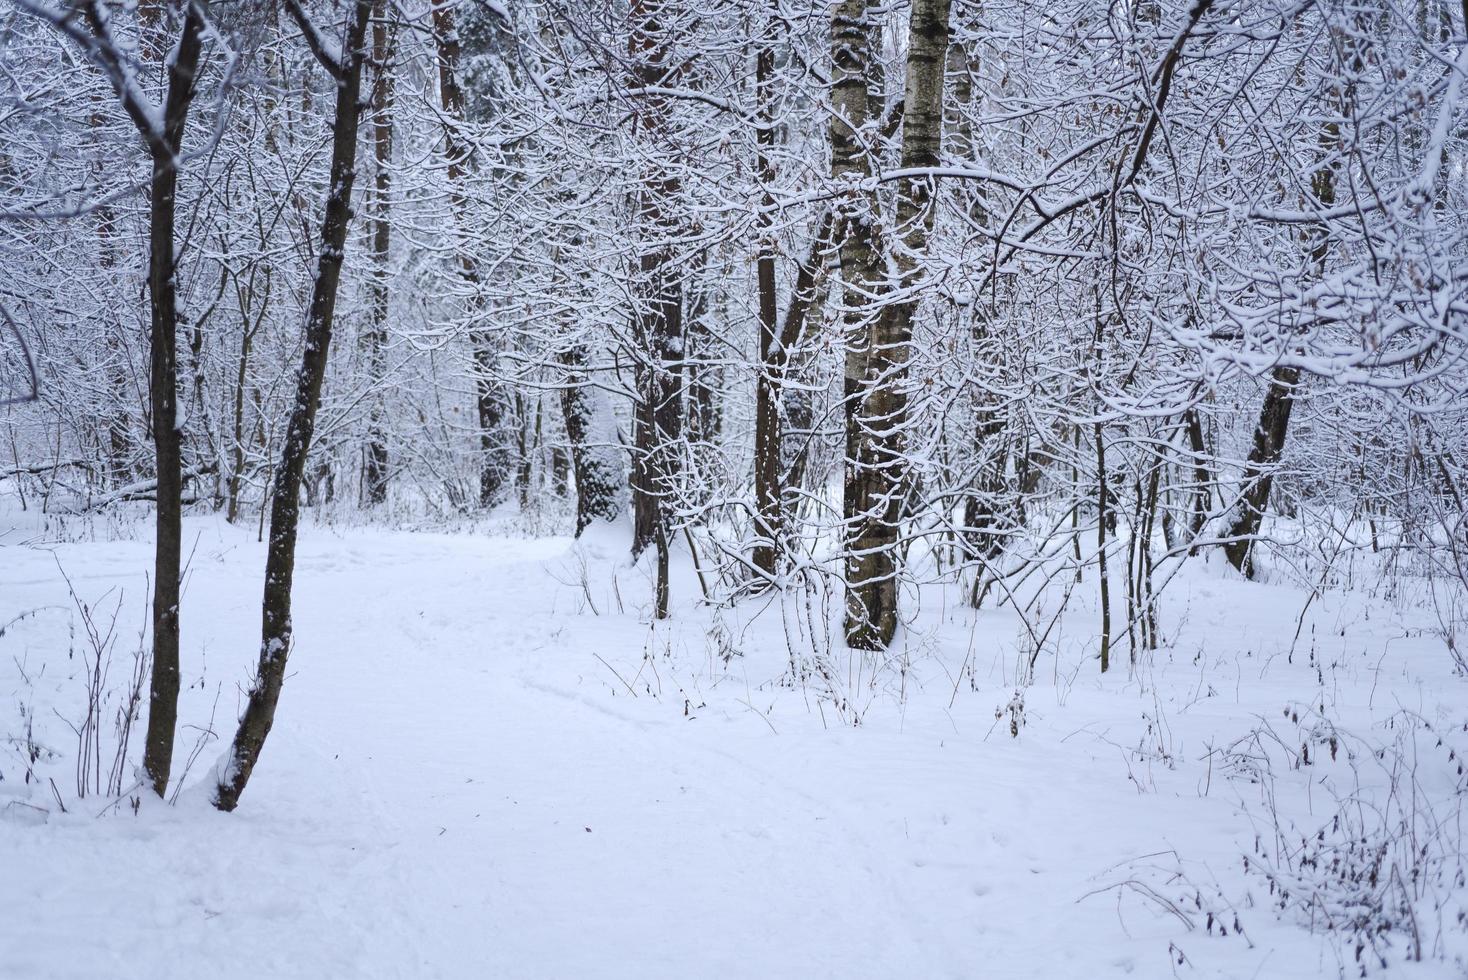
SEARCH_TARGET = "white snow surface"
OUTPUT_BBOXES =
[1,513,1465,979]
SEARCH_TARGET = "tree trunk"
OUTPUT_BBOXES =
[473,346,511,508]
[559,347,626,535]
[215,0,372,812]
[431,0,512,508]
[226,282,265,525]
[1221,365,1299,576]
[750,20,781,578]
[1220,27,1348,578]
[684,258,721,447]
[1183,406,1211,544]
[829,0,882,588]
[753,207,834,578]
[843,0,951,649]
[627,0,685,567]
[629,289,682,560]
[1095,421,1112,672]
[361,0,394,506]
[139,0,208,799]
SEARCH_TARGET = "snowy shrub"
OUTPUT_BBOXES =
[1237,711,1468,975]
[1,570,153,816]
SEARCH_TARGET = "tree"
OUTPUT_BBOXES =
[361,0,395,506]
[215,0,373,812]
[841,0,951,649]
[17,0,215,796]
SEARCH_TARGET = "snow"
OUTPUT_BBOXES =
[1,512,1465,978]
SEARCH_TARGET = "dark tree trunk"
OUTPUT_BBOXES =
[226,273,267,525]
[516,392,537,510]
[961,418,1009,569]
[1222,365,1299,577]
[473,343,510,508]
[629,278,683,562]
[559,347,625,535]
[627,0,685,579]
[1220,47,1344,577]
[1095,421,1112,672]
[362,0,394,506]
[752,208,833,578]
[552,445,571,497]
[1184,406,1211,544]
[750,23,781,578]
[215,0,372,812]
[137,0,208,799]
[432,0,513,508]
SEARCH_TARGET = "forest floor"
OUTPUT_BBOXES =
[1,510,1465,979]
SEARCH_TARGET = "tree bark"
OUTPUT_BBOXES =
[431,0,512,509]
[362,0,394,506]
[215,0,372,811]
[753,207,834,578]
[1221,365,1299,576]
[627,0,685,584]
[138,0,208,799]
[842,0,951,649]
[559,347,626,535]
[1095,420,1112,672]
[1183,406,1211,544]
[750,18,781,578]
[829,0,882,578]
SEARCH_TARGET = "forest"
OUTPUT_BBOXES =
[2,0,1467,976]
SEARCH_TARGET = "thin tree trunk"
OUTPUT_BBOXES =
[516,392,537,510]
[474,349,510,508]
[750,13,781,578]
[362,0,394,506]
[138,0,208,799]
[753,209,834,576]
[683,251,721,448]
[227,281,266,524]
[1095,421,1112,673]
[1184,406,1211,545]
[215,0,372,812]
[431,0,512,508]
[627,0,685,573]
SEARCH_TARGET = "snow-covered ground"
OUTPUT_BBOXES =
[2,513,1465,979]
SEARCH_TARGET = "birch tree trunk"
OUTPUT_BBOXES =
[842,0,951,649]
[829,0,882,573]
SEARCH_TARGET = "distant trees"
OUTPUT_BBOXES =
[1,0,1465,804]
